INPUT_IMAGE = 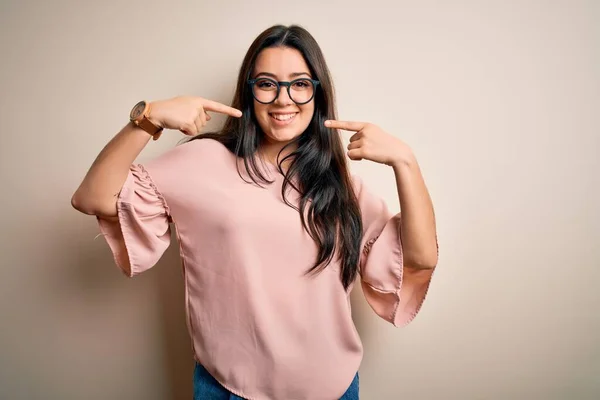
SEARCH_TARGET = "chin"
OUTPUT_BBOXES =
[259,115,309,143]
[264,127,303,143]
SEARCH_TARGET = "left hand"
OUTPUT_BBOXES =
[324,120,415,166]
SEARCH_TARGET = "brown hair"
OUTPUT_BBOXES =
[189,25,362,289]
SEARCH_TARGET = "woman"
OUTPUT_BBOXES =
[71,25,437,400]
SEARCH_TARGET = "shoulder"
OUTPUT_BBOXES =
[146,137,233,170]
[349,173,389,214]
[140,137,238,202]
[186,136,231,155]
[349,173,367,197]
[348,174,394,230]
[163,136,230,159]
[142,137,236,188]
[349,173,371,208]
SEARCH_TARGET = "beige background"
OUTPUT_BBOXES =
[1,0,599,399]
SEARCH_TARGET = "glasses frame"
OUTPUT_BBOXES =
[247,77,321,105]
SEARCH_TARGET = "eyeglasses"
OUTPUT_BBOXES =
[248,77,320,105]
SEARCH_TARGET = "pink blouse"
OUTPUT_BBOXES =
[97,138,434,400]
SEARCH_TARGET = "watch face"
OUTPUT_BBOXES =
[130,101,146,120]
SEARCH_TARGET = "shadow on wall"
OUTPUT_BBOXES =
[57,217,193,400]
[154,236,195,400]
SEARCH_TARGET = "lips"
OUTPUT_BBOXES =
[270,112,297,120]
[269,112,298,125]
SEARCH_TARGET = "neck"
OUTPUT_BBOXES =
[259,139,297,168]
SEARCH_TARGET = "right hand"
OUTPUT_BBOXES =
[148,96,243,136]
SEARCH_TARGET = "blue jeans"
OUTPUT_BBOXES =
[193,362,359,399]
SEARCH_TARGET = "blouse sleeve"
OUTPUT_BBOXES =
[353,175,435,327]
[96,164,171,277]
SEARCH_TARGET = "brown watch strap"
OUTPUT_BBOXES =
[137,116,163,139]
[133,102,163,140]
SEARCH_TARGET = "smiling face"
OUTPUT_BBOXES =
[251,47,316,148]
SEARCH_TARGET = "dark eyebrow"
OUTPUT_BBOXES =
[255,72,311,79]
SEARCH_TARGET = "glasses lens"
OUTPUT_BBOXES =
[289,79,315,104]
[252,78,278,103]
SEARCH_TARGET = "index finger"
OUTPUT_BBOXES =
[201,99,243,118]
[324,120,365,132]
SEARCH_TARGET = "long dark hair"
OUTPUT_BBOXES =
[188,25,362,290]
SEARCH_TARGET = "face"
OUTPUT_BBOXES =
[251,47,316,145]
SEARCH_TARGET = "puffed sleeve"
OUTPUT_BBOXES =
[353,175,435,327]
[96,164,171,277]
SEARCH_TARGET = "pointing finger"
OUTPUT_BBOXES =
[201,99,243,118]
[324,120,365,132]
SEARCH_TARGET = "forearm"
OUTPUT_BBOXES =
[392,156,438,269]
[71,122,152,217]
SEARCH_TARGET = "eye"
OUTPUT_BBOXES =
[256,79,276,89]
[292,79,312,89]
[294,80,308,87]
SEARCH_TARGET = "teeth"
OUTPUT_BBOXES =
[272,113,295,121]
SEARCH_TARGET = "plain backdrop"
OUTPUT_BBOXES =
[1,0,598,399]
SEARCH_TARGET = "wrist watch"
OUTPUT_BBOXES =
[129,100,163,140]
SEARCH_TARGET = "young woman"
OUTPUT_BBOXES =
[71,24,438,400]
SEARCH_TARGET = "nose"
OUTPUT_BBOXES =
[274,86,293,106]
